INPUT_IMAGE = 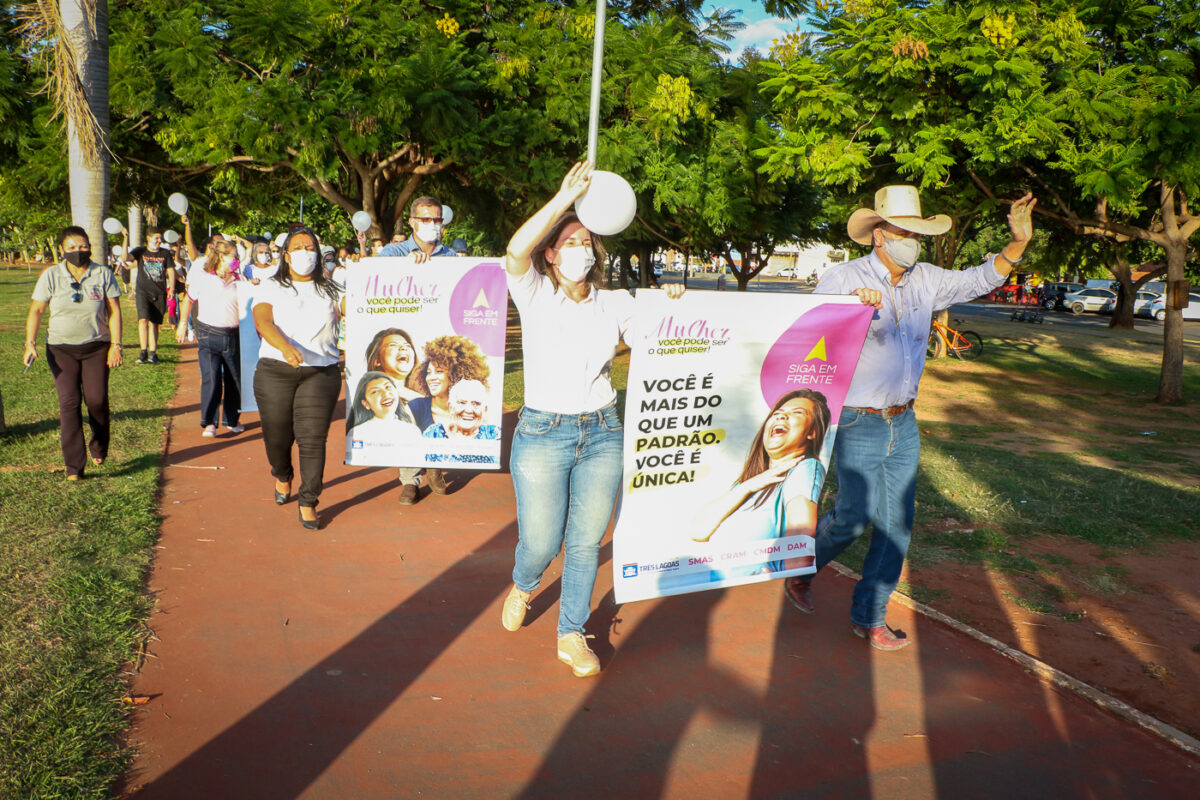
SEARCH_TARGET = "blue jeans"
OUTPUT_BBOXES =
[196,322,241,428]
[815,406,920,628]
[510,402,624,638]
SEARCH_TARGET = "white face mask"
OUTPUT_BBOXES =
[414,222,442,244]
[556,245,596,282]
[256,252,271,265]
[289,250,318,276]
[881,234,921,269]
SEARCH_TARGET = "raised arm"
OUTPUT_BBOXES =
[503,161,594,278]
[182,214,199,262]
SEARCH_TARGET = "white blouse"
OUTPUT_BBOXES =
[251,279,340,367]
[507,267,634,413]
[186,269,242,328]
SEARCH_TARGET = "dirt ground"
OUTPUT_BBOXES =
[907,314,1200,738]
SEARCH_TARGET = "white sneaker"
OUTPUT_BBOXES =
[201,425,217,438]
[226,424,245,434]
[186,330,195,343]
[556,632,601,677]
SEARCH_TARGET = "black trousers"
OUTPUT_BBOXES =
[253,358,341,508]
[46,340,111,477]
[196,322,241,428]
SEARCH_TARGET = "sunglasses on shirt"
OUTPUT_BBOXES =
[70,280,83,303]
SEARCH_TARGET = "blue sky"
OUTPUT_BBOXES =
[702,1,807,61]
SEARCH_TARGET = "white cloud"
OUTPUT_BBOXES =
[724,16,794,61]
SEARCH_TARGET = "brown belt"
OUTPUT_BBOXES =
[855,399,914,418]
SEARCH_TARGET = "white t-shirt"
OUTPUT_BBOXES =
[251,279,340,367]
[251,262,278,282]
[186,269,242,328]
[507,267,634,413]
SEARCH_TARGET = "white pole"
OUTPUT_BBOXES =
[586,0,608,164]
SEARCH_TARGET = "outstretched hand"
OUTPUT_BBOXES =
[1007,193,1037,244]
[557,161,594,205]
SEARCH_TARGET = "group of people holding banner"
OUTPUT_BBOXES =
[23,158,1036,677]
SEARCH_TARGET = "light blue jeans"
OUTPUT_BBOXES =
[510,402,624,638]
[815,406,920,629]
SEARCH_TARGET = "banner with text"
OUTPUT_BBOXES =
[344,257,507,468]
[612,290,873,603]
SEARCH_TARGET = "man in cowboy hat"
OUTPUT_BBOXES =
[784,185,1037,651]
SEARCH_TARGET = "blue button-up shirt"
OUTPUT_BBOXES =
[815,251,1005,408]
[377,238,456,258]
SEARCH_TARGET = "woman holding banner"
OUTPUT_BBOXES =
[252,227,342,531]
[500,161,683,678]
[691,390,830,579]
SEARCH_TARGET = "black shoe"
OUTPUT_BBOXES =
[274,486,289,505]
[299,507,320,530]
[136,350,149,364]
[149,352,161,364]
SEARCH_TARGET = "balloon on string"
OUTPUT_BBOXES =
[111,245,123,257]
[163,230,180,244]
[574,171,637,236]
[167,193,189,215]
[351,211,373,232]
[441,205,454,226]
[102,217,125,235]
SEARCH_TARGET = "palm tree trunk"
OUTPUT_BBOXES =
[61,0,110,262]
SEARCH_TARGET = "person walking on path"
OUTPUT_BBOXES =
[122,226,175,364]
[251,227,342,531]
[500,161,683,677]
[783,185,1037,651]
[375,196,456,505]
[176,239,245,438]
[22,225,123,480]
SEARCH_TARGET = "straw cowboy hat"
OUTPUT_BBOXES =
[846,185,952,245]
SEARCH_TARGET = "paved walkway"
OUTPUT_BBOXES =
[123,346,1198,799]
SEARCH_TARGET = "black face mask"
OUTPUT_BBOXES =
[65,250,91,267]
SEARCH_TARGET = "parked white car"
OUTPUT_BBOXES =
[1100,291,1162,317]
[1148,292,1200,321]
[1063,287,1117,314]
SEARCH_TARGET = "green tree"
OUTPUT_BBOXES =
[758,0,1200,401]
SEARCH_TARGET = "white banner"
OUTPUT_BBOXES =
[237,281,261,413]
[612,290,874,603]
[343,257,507,468]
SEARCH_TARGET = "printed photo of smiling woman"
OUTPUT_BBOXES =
[690,389,831,581]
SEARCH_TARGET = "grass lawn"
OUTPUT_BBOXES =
[0,266,177,798]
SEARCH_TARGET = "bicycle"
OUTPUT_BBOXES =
[928,317,983,360]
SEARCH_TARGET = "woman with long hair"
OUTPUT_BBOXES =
[346,371,421,436]
[362,327,444,503]
[251,227,342,530]
[499,161,683,678]
[176,239,244,437]
[22,226,123,480]
[691,390,831,578]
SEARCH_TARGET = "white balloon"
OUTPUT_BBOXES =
[167,192,189,215]
[111,245,123,257]
[163,230,180,244]
[102,217,124,235]
[351,211,373,232]
[574,171,637,236]
[441,205,454,226]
